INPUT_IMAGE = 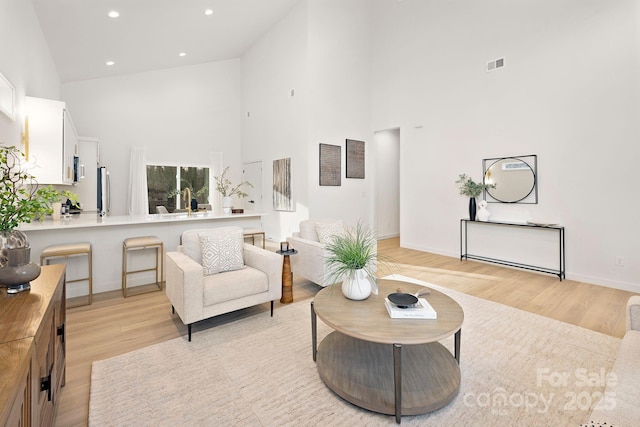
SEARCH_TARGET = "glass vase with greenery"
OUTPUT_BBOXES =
[455,173,496,198]
[214,166,253,198]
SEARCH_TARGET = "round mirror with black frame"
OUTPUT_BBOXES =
[483,155,537,204]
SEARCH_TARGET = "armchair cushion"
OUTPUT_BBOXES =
[199,229,244,275]
[203,267,268,306]
[182,227,242,266]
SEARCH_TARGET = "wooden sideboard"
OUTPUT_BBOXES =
[0,264,66,426]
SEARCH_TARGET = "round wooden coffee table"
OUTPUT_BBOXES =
[311,279,463,424]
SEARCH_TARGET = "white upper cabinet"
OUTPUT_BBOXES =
[25,96,78,185]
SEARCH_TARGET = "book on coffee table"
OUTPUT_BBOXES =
[384,297,437,319]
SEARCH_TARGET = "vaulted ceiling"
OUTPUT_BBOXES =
[31,0,301,82]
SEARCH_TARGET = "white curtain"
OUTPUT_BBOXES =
[128,146,149,215]
[210,152,223,214]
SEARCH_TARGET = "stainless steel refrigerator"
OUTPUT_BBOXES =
[97,166,110,216]
[74,137,100,212]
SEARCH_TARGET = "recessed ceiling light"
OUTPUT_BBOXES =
[179,52,186,57]
[108,11,120,18]
[106,61,115,66]
[204,9,213,16]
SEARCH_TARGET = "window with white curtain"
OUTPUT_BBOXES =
[146,165,210,214]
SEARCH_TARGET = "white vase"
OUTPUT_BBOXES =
[477,200,490,222]
[341,269,373,301]
[222,196,233,215]
[51,202,62,221]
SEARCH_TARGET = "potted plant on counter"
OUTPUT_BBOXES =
[214,166,253,214]
[455,173,496,221]
[49,189,79,220]
[0,145,59,292]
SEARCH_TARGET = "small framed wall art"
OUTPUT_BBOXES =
[273,157,293,211]
[319,143,341,186]
[346,139,365,179]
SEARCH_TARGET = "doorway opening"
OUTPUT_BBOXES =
[243,161,262,212]
[373,128,400,239]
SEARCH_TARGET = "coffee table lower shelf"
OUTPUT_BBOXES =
[316,331,461,418]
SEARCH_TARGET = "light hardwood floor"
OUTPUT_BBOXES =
[54,237,637,426]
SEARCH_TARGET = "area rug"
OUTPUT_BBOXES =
[89,275,620,426]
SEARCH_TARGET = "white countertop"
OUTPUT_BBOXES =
[19,211,265,231]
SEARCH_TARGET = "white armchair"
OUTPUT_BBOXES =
[286,219,344,287]
[166,226,282,341]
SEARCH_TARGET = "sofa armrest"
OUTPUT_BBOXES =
[165,251,205,325]
[287,235,325,252]
[243,244,283,300]
[627,295,640,332]
[286,235,333,286]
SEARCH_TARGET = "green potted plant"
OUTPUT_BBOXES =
[455,173,496,221]
[50,189,80,220]
[324,222,394,300]
[0,145,59,292]
[0,146,59,232]
[214,166,253,214]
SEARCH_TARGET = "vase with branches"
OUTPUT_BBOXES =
[214,166,253,198]
[214,167,253,214]
[455,174,496,221]
[0,146,58,233]
[0,145,58,292]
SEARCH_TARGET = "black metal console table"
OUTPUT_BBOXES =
[460,219,565,280]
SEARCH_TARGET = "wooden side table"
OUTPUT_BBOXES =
[276,249,298,303]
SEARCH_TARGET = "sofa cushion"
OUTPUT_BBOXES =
[199,228,244,275]
[316,221,345,244]
[299,220,320,242]
[203,266,269,306]
[299,219,343,242]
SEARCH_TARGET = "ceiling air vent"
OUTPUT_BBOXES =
[487,57,505,72]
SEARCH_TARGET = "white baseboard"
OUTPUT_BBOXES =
[396,241,640,294]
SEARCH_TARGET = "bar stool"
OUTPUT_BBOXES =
[40,242,93,306]
[122,236,163,298]
[243,228,266,249]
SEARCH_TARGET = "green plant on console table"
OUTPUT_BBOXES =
[455,173,496,198]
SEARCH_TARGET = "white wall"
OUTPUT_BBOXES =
[242,0,374,241]
[370,0,640,292]
[7,0,638,292]
[0,0,60,146]
[62,60,242,215]
[241,1,309,242]
[307,0,373,228]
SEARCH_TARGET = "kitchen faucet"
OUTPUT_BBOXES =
[183,188,192,216]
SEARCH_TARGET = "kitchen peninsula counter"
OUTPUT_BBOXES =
[20,212,265,297]
[19,211,263,231]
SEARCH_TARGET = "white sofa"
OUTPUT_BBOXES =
[586,296,640,425]
[165,227,282,341]
[286,219,344,287]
